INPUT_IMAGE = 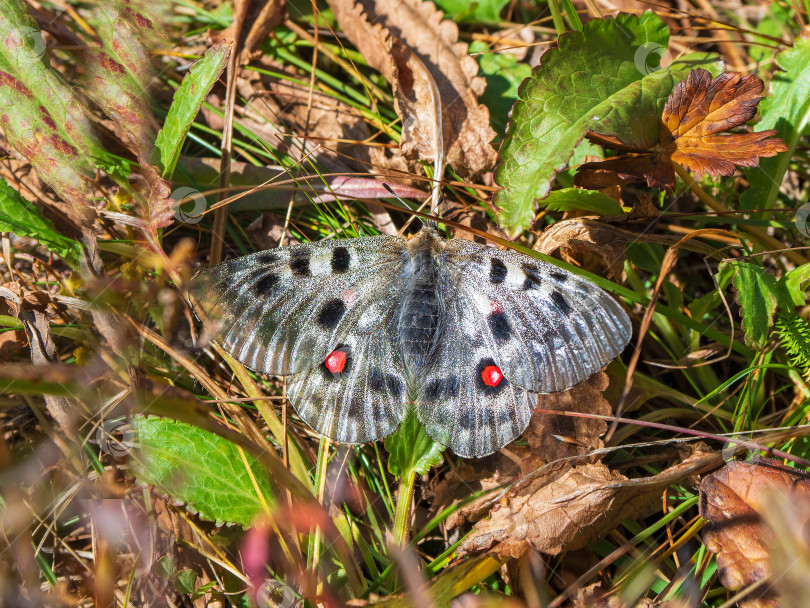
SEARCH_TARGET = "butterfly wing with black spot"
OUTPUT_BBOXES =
[416,239,631,458]
[192,236,412,443]
[192,236,408,376]
[415,277,538,458]
[442,239,632,394]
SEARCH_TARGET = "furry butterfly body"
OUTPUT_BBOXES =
[192,227,631,457]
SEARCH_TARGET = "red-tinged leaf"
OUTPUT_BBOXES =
[660,69,788,178]
[578,69,787,190]
[0,71,94,226]
[0,0,112,166]
[311,176,428,203]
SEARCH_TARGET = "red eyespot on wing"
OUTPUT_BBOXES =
[325,350,347,374]
[481,365,503,387]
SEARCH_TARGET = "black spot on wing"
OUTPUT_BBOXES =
[475,358,508,396]
[488,311,512,342]
[318,298,346,329]
[254,273,280,296]
[385,374,403,399]
[522,266,542,290]
[490,258,507,284]
[459,410,476,431]
[549,271,568,282]
[290,249,311,276]
[369,368,404,399]
[551,290,572,316]
[331,247,350,273]
[425,376,460,402]
[256,251,279,264]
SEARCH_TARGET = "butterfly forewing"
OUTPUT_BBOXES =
[441,239,632,394]
[192,236,408,376]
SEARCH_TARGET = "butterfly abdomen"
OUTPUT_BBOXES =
[396,234,445,369]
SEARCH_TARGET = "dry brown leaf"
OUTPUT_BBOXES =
[246,212,295,250]
[661,70,787,178]
[577,69,787,191]
[533,218,630,280]
[700,458,810,608]
[233,68,372,173]
[211,0,286,62]
[524,372,612,470]
[426,449,526,529]
[459,450,721,559]
[326,0,496,177]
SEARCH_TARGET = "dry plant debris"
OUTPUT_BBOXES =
[700,458,810,608]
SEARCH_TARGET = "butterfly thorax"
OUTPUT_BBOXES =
[395,228,446,373]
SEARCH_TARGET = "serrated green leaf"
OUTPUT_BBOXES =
[0,0,119,169]
[385,409,443,477]
[0,177,82,266]
[741,37,810,214]
[723,261,780,350]
[543,188,623,215]
[132,417,275,526]
[155,41,231,178]
[494,11,721,235]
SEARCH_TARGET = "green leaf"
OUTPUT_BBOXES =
[543,188,623,215]
[385,409,443,477]
[723,261,780,350]
[741,37,810,213]
[0,177,82,266]
[493,11,721,235]
[155,41,231,178]
[470,41,532,135]
[781,263,810,307]
[432,0,509,23]
[132,417,275,526]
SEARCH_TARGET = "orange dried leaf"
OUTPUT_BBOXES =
[700,458,810,608]
[660,69,788,178]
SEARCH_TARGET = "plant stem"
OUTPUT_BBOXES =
[392,469,416,547]
[673,163,808,266]
[547,0,568,36]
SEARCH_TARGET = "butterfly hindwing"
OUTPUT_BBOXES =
[192,236,408,376]
[287,330,408,444]
[416,300,537,458]
[441,239,632,394]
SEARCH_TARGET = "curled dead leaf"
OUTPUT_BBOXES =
[325,0,496,177]
[577,69,787,191]
[460,450,721,559]
[661,70,788,178]
[524,372,612,470]
[700,458,810,608]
